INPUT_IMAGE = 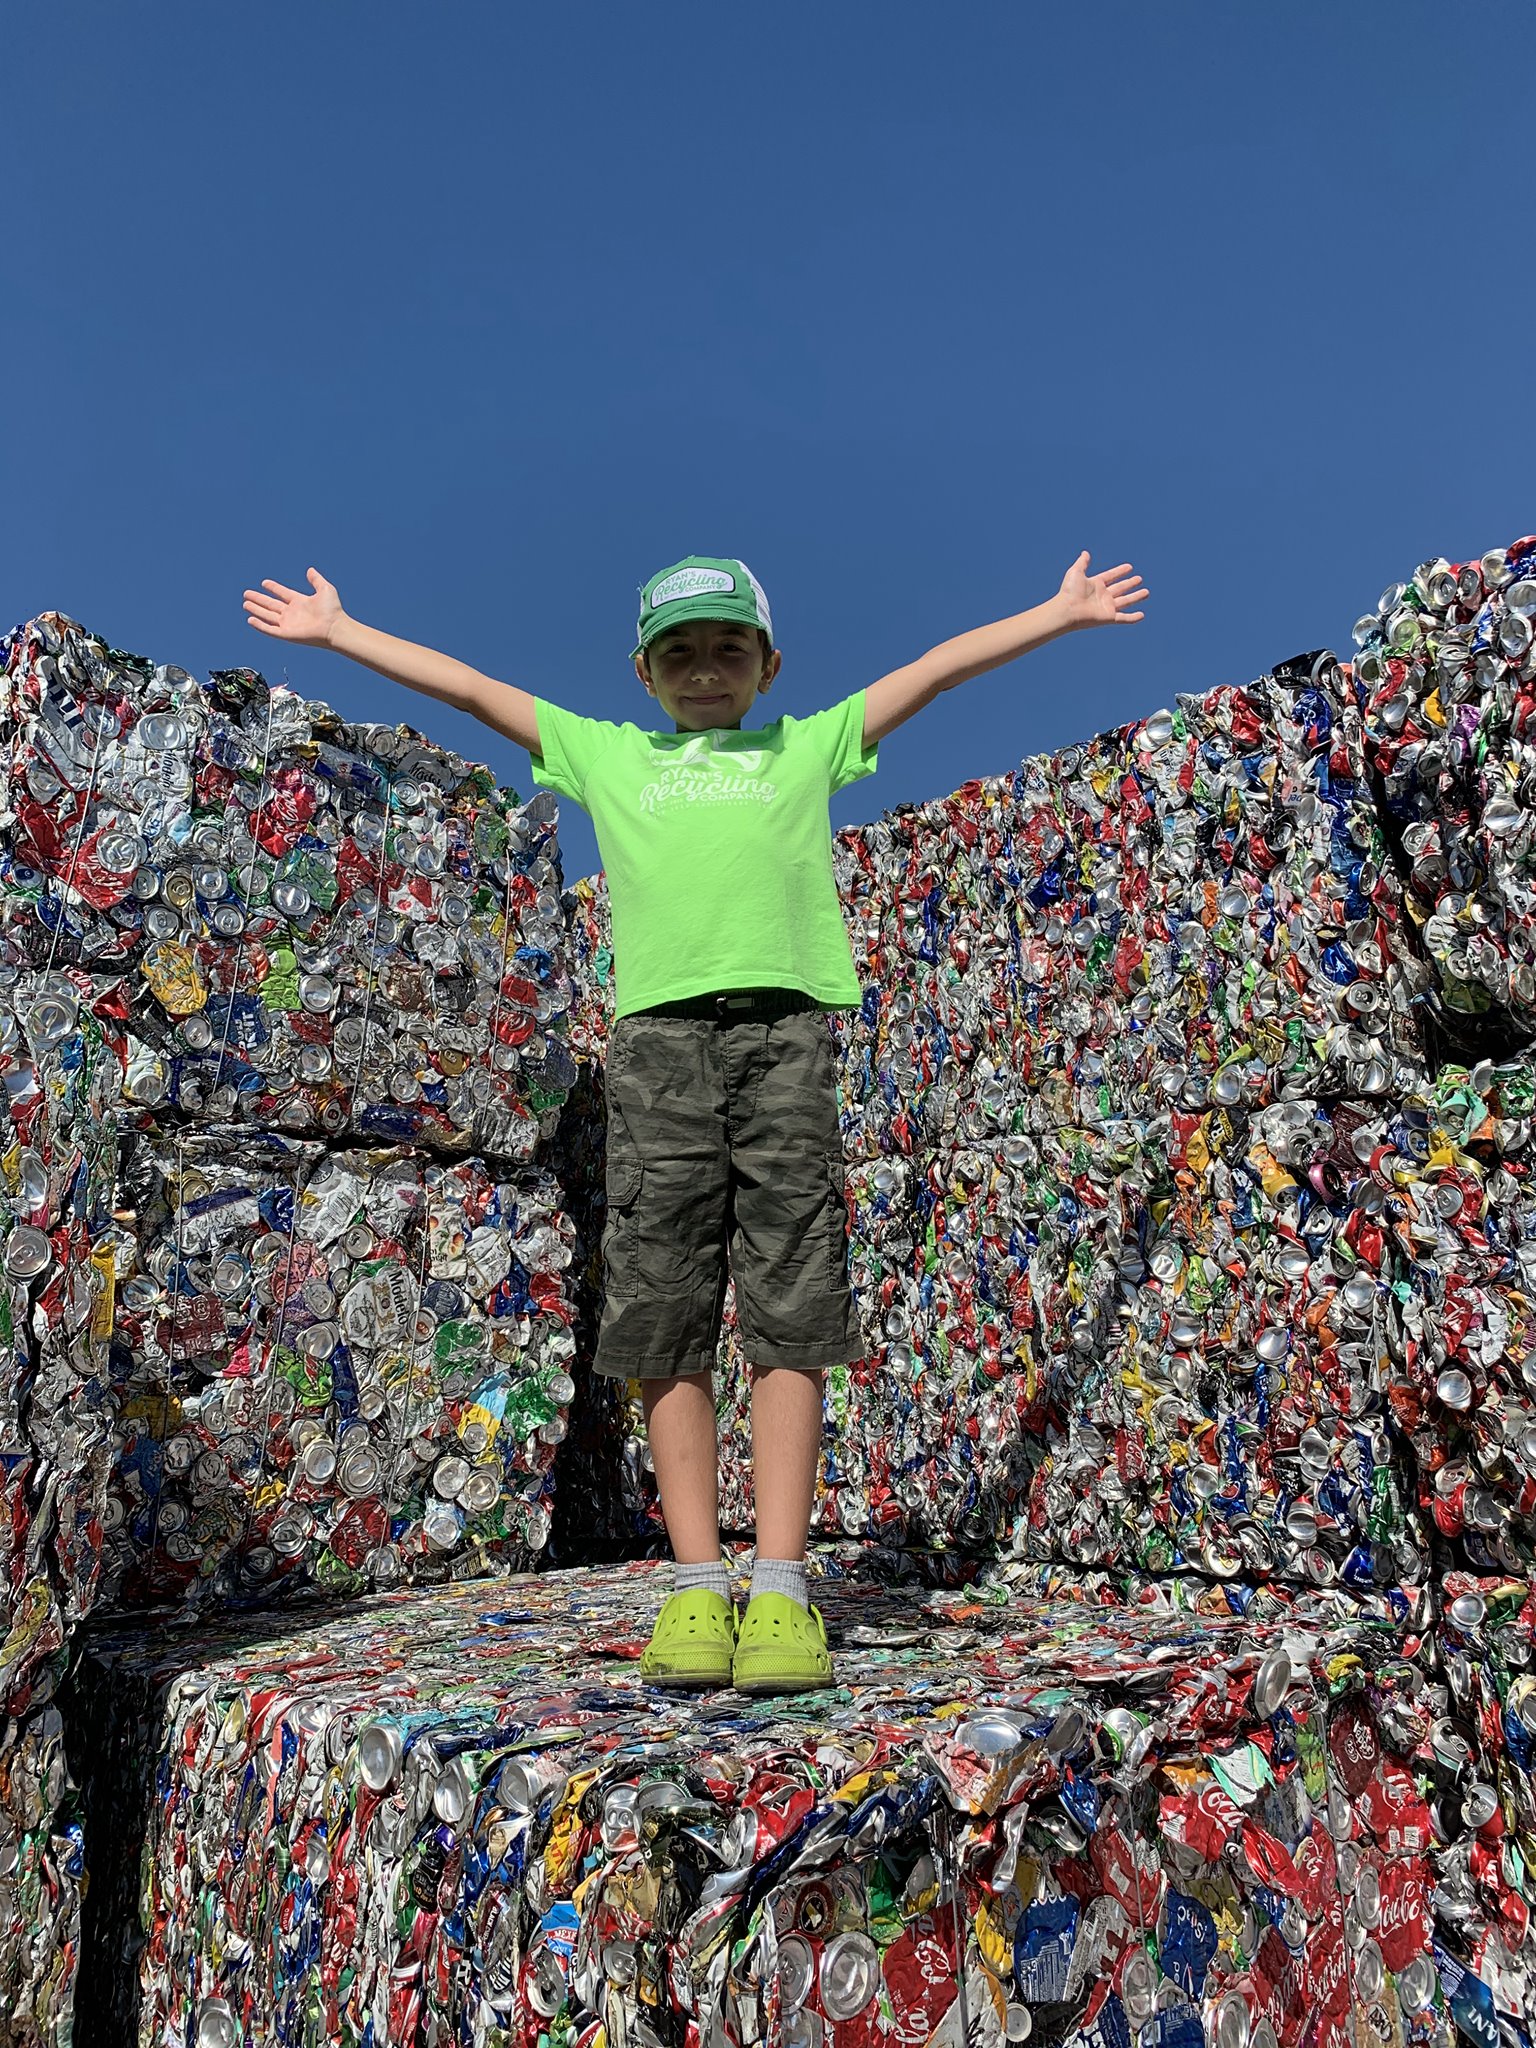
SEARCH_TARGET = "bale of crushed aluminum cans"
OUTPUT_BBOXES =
[101,1128,579,1606]
[1384,1057,1536,1580]
[0,613,576,1159]
[0,964,121,2045]
[0,1706,84,2048]
[828,662,1423,1147]
[920,660,1434,1587]
[1418,1571,1536,2041]
[1352,535,1536,1045]
[72,1558,1448,2048]
[1013,1100,1431,1597]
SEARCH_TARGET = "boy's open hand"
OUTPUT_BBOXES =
[243,568,346,649]
[1058,552,1148,629]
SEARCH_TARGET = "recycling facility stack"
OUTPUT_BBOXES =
[74,1560,1436,2048]
[1347,545,1536,2022]
[0,957,117,2041]
[0,612,583,1625]
[0,611,583,2047]
[0,543,1534,2045]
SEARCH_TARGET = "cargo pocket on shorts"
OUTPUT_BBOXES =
[827,1147,850,1288]
[604,1152,644,1301]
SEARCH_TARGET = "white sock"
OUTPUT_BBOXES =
[675,1559,731,1602]
[750,1556,809,1610]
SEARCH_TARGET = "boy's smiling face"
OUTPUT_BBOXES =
[636,617,782,732]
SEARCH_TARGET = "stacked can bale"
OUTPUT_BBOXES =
[1354,536,1536,1038]
[0,614,582,1615]
[1416,1573,1536,2032]
[0,960,120,2044]
[1343,543,1536,1569]
[104,1131,577,1606]
[74,1558,1442,2048]
[0,614,574,1156]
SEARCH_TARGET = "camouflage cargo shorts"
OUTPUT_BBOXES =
[593,988,865,1379]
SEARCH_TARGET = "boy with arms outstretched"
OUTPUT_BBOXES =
[243,549,1147,1691]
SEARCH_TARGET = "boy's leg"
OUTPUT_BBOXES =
[749,1363,823,1561]
[601,1010,735,1687]
[639,1368,735,1689]
[600,1011,733,1579]
[736,1358,831,1689]
[725,1002,862,1576]
[641,1370,722,1564]
[721,1003,856,1690]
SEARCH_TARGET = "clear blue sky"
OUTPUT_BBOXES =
[5,2,1529,884]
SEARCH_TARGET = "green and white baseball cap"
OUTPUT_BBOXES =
[633,555,774,658]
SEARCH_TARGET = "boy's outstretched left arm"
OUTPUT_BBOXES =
[861,552,1148,748]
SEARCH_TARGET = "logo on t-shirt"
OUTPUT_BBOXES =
[639,733,779,815]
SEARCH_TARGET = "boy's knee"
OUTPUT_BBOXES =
[640,1368,713,1412]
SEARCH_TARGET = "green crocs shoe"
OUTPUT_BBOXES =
[731,1593,833,1695]
[639,1588,737,1689]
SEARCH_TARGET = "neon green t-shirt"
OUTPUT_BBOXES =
[529,690,879,1019]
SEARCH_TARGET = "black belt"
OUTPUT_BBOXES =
[635,987,820,1023]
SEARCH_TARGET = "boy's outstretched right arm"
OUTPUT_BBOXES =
[242,567,541,758]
